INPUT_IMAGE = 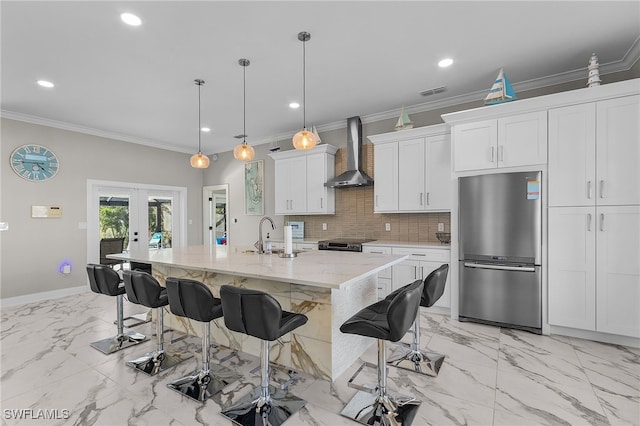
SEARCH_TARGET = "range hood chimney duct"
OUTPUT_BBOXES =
[324,116,374,188]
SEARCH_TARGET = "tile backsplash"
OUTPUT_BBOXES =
[286,144,451,245]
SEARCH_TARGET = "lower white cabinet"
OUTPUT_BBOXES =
[549,206,640,337]
[391,247,451,310]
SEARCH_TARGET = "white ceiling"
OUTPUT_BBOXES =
[2,1,639,155]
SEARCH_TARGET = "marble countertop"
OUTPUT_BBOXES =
[109,245,407,290]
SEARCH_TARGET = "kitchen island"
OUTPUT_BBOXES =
[109,245,407,381]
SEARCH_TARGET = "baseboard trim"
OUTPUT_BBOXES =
[550,325,640,349]
[1,285,89,308]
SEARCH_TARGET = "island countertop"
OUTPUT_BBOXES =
[109,245,407,290]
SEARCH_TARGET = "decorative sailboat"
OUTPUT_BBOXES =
[311,125,322,144]
[269,137,280,152]
[484,68,517,105]
[394,106,414,131]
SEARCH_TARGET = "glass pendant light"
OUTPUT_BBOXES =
[292,31,318,150]
[190,79,210,169]
[233,59,255,161]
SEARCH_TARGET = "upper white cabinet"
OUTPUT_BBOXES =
[270,144,338,215]
[369,124,451,213]
[452,111,547,172]
[549,95,639,207]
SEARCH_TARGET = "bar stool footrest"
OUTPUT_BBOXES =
[167,364,241,403]
[347,361,387,394]
[387,345,445,377]
[249,362,301,390]
[126,350,193,376]
[340,388,422,426]
[220,385,307,426]
[90,331,147,355]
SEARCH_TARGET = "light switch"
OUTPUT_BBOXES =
[385,223,391,231]
[322,223,327,230]
[438,223,445,232]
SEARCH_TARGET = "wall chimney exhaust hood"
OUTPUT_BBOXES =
[324,116,374,188]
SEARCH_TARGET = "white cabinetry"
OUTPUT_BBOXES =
[270,145,338,215]
[549,95,639,207]
[369,124,451,213]
[548,94,640,338]
[391,247,450,311]
[549,206,640,337]
[452,111,547,172]
[362,245,392,299]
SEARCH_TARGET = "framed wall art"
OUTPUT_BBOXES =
[244,160,264,215]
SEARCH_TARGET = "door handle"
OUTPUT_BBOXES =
[587,181,592,199]
[426,192,430,206]
[600,180,605,199]
[320,197,323,209]
[490,146,495,163]
[499,145,504,162]
[587,213,592,231]
[464,262,536,272]
[419,193,423,206]
[414,266,418,279]
[600,213,604,231]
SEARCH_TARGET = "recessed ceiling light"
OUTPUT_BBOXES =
[201,127,211,132]
[121,13,142,26]
[438,58,454,68]
[289,102,300,109]
[37,80,55,88]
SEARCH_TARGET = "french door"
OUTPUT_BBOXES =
[87,180,187,265]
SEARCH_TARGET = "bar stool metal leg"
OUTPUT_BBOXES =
[221,340,307,426]
[167,322,241,402]
[341,340,422,426]
[387,313,445,377]
[90,294,147,355]
[126,307,192,375]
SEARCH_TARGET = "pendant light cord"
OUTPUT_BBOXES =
[243,62,247,144]
[198,82,201,153]
[302,36,306,129]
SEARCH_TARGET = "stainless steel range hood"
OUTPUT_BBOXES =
[324,116,374,188]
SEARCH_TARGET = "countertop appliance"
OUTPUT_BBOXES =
[459,171,542,334]
[318,238,376,252]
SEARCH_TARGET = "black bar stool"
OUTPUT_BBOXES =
[86,264,147,354]
[340,279,424,426]
[122,270,192,375]
[387,264,449,376]
[165,277,241,403]
[219,285,308,426]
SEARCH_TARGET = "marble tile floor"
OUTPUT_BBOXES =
[1,292,638,426]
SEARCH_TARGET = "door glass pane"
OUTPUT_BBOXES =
[148,196,172,248]
[99,194,130,248]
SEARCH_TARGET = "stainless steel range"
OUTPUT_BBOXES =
[318,238,375,252]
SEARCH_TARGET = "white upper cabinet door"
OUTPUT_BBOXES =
[398,138,426,211]
[596,205,640,337]
[425,134,451,210]
[497,111,548,168]
[374,142,398,212]
[288,157,308,213]
[596,95,640,206]
[306,153,334,214]
[548,207,597,331]
[548,103,597,207]
[453,120,497,172]
[274,157,292,214]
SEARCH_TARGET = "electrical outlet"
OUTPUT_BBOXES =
[438,223,445,232]
[385,223,391,231]
[322,223,327,231]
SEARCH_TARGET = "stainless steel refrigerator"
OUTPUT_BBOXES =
[459,171,542,333]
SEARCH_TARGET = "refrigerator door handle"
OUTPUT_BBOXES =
[463,262,536,272]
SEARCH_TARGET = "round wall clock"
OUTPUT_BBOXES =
[10,144,59,182]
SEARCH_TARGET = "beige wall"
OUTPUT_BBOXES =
[1,119,204,299]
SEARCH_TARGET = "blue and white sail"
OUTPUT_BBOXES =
[484,68,517,105]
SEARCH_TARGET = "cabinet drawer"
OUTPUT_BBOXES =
[296,243,317,251]
[363,246,392,278]
[391,247,450,262]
